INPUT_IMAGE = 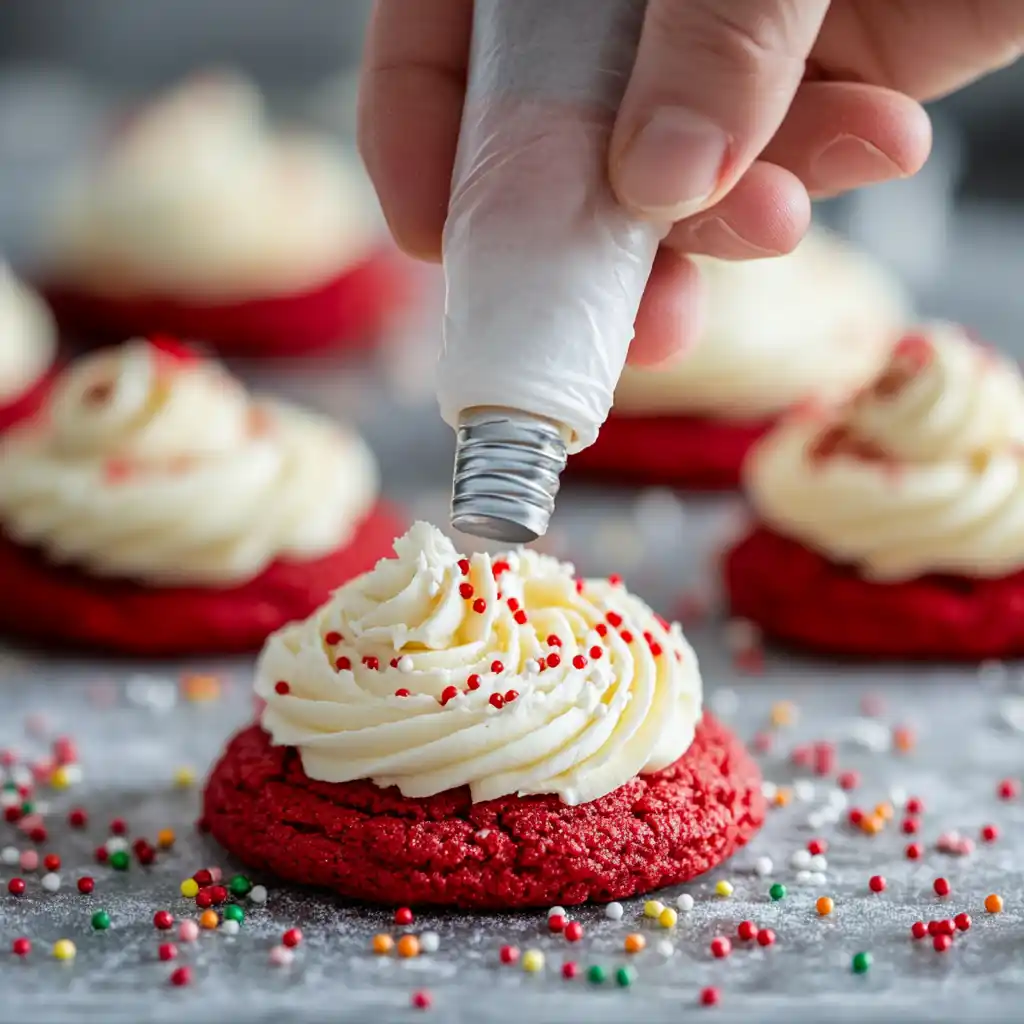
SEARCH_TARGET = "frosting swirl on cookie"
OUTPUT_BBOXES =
[47,72,379,298]
[745,323,1024,581]
[257,522,702,806]
[613,230,907,419]
[0,265,55,405]
[0,338,378,584]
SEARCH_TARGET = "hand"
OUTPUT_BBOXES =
[359,0,1023,365]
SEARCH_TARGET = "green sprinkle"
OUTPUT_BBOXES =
[615,965,636,988]
[91,910,111,931]
[109,850,130,871]
[769,883,786,901]
[228,874,252,898]
[587,964,607,985]
[852,951,872,974]
[20,801,33,815]
[223,904,245,923]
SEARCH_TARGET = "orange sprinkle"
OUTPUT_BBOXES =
[874,802,895,822]
[397,935,421,958]
[181,674,221,703]
[893,725,916,752]
[985,893,1004,914]
[816,896,834,916]
[624,933,646,954]
[770,702,798,727]
[861,814,885,835]
[372,933,394,955]
[199,910,219,930]
[157,828,175,849]
[772,787,793,808]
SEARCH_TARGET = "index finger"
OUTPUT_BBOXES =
[358,0,473,261]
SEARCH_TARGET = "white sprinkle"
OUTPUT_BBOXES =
[547,906,566,919]
[33,800,50,815]
[795,870,812,885]
[0,791,18,808]
[524,659,540,675]
[11,766,31,787]
[794,780,816,802]
[676,893,695,912]
[0,846,18,865]
[220,919,240,936]
[819,806,841,825]
[723,618,761,653]
[419,931,440,953]
[40,872,60,892]
[59,765,83,785]
[398,657,414,674]
[268,945,294,966]
[761,781,778,801]
[710,689,739,718]
[827,789,848,810]
[476,829,492,841]
[806,812,826,830]
[790,849,812,870]
[105,837,128,854]
[605,902,624,921]
[753,856,773,877]
[809,855,828,873]
[656,939,675,958]
[248,885,268,905]
[849,718,890,753]
[808,872,828,886]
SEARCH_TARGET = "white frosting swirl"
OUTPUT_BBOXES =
[0,265,56,405]
[746,323,1024,581]
[257,522,702,806]
[0,339,379,584]
[47,72,380,298]
[613,230,908,419]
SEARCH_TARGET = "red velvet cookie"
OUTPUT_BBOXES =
[0,502,404,657]
[725,525,1024,660]
[570,413,775,489]
[43,248,412,359]
[203,713,764,909]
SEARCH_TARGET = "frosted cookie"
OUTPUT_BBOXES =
[573,230,908,488]
[0,337,403,654]
[0,266,57,431]
[41,72,409,356]
[725,324,1024,659]
[204,522,764,908]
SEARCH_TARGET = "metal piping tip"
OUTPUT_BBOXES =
[450,408,567,543]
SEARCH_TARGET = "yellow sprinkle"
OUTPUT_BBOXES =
[181,674,221,703]
[770,701,798,727]
[522,949,545,973]
[658,908,678,929]
[861,814,885,836]
[874,802,895,822]
[157,828,176,850]
[715,880,734,898]
[180,878,199,898]
[643,900,665,918]
[50,766,71,790]
[52,939,76,961]
[772,787,793,808]
[173,766,196,789]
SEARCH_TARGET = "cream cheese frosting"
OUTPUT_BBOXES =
[613,229,909,419]
[257,521,702,806]
[46,72,380,299]
[0,338,378,584]
[0,265,56,406]
[745,323,1024,581]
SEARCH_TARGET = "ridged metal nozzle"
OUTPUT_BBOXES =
[450,409,567,543]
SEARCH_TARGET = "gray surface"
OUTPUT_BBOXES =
[2,335,1024,1024]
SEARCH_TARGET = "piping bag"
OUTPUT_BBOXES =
[441,0,662,543]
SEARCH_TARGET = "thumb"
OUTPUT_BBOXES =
[610,0,830,220]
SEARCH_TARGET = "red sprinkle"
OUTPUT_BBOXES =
[472,598,487,614]
[838,771,861,791]
[998,778,1020,800]
[466,674,482,691]
[412,991,432,1010]
[154,911,174,930]
[390,658,400,669]
[489,694,505,710]
[595,623,608,637]
[513,611,528,625]
[572,655,588,670]
[170,966,192,987]
[336,657,352,671]
[605,612,623,628]
[905,796,925,815]
[737,921,757,941]
[911,921,928,940]
[981,824,999,843]
[499,945,519,965]
[955,912,972,932]
[362,656,380,671]
[548,914,566,933]
[905,843,923,860]
[458,559,470,576]
[110,818,127,836]
[492,561,510,577]
[274,681,290,695]
[11,937,30,957]
[459,583,474,600]
[933,934,952,953]
[4,806,19,824]
[608,574,622,586]
[29,826,47,845]
[701,987,721,1007]
[868,875,886,893]
[394,689,411,698]
[193,869,213,887]
[77,876,95,894]
[68,809,87,829]
[710,937,731,959]
[936,919,955,936]
[901,817,919,835]
[7,878,25,896]
[282,928,302,948]
[94,846,109,865]
[490,661,504,674]
[807,839,828,856]
[547,654,561,669]
[507,598,520,612]
[207,885,227,906]
[324,632,342,645]
[564,921,583,943]
[547,635,562,647]
[43,854,60,872]
[848,808,865,827]
[620,630,634,643]
[439,686,459,706]
[589,646,603,660]
[395,907,414,926]
[159,943,178,961]
[561,961,579,979]
[195,890,214,910]
[927,920,941,937]
[756,928,776,947]
[933,877,951,897]
[504,690,519,703]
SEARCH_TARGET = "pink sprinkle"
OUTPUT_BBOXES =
[269,945,295,966]
[19,850,38,872]
[209,867,223,883]
[178,920,199,942]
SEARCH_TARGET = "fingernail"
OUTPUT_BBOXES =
[689,217,784,260]
[615,108,730,220]
[810,135,904,193]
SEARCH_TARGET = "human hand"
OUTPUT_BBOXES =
[359,0,1022,365]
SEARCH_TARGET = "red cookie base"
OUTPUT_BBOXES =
[0,502,404,657]
[42,248,412,358]
[0,369,54,432]
[725,525,1024,660]
[569,412,775,489]
[202,714,764,909]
